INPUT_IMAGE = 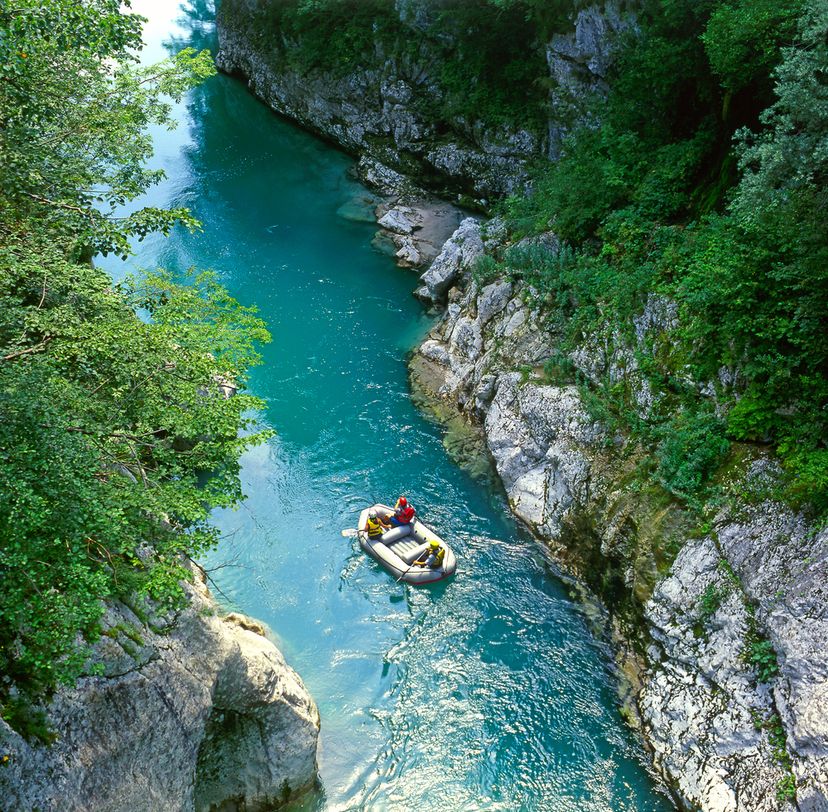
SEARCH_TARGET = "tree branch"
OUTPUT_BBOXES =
[2,336,53,361]
[25,192,97,223]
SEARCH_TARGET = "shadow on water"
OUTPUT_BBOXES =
[99,3,679,810]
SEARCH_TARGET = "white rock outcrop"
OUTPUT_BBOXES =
[410,219,828,811]
[374,195,465,270]
[0,570,319,812]
[415,218,485,303]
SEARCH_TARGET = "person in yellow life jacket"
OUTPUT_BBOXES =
[365,509,391,540]
[415,539,445,569]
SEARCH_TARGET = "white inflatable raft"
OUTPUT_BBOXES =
[357,504,457,585]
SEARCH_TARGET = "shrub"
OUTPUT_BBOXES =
[655,409,730,504]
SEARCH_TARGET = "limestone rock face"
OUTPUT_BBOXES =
[215,2,635,200]
[215,0,542,199]
[642,536,788,812]
[640,488,828,812]
[0,571,319,812]
[416,218,485,303]
[545,1,638,157]
[485,378,600,538]
[409,219,828,811]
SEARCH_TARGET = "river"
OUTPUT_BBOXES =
[98,2,675,810]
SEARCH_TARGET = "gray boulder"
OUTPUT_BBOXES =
[0,570,319,812]
[416,218,484,302]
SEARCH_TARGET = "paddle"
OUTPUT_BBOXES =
[395,560,419,584]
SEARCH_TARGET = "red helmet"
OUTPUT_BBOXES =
[398,496,407,506]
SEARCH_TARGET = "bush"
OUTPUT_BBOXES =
[746,635,779,683]
[255,0,398,75]
[655,409,730,504]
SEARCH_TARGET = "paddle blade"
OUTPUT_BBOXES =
[341,528,359,538]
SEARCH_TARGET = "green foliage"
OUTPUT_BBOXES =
[485,0,581,37]
[0,696,56,745]
[497,0,827,511]
[429,1,549,128]
[250,0,398,76]
[502,0,729,239]
[697,559,739,623]
[702,0,804,94]
[753,711,797,802]
[471,254,501,286]
[745,635,779,683]
[726,391,774,442]
[781,449,828,512]
[655,408,730,504]
[543,352,575,385]
[0,0,216,258]
[776,773,797,803]
[0,251,271,698]
[698,582,723,621]
[0,0,270,721]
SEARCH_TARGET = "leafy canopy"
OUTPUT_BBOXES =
[0,0,215,259]
[0,0,271,720]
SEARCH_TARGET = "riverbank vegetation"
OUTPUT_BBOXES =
[0,0,269,734]
[495,0,827,514]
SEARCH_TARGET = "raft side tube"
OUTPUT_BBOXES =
[381,524,411,544]
[400,542,429,565]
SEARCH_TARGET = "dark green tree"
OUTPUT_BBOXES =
[0,0,271,723]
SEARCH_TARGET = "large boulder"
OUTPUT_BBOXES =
[0,571,319,811]
[415,218,484,303]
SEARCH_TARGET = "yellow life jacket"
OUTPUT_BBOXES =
[366,516,386,538]
[426,544,445,568]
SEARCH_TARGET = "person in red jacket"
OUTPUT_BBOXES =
[389,496,416,527]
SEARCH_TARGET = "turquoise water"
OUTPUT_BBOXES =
[99,3,675,810]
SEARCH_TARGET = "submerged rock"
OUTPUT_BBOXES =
[0,569,320,812]
[337,194,383,223]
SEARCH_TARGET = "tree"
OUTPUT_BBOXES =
[0,0,215,258]
[0,0,271,723]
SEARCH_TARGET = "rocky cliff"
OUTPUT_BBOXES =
[215,0,635,202]
[0,567,319,812]
[409,218,828,812]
